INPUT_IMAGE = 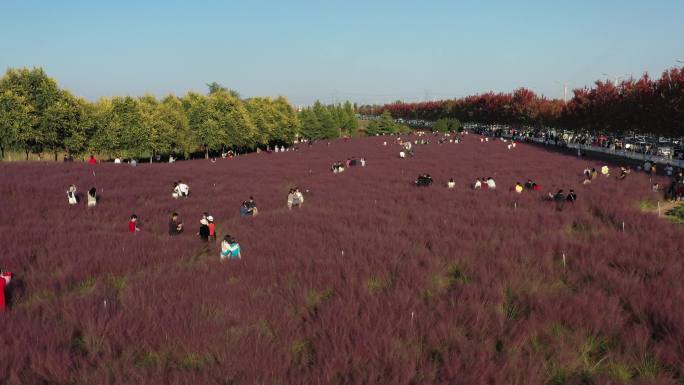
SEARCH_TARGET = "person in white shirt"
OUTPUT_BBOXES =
[172,181,190,198]
[447,178,456,189]
[168,155,175,163]
[486,177,496,189]
[473,179,482,189]
[66,185,78,205]
[360,158,366,167]
[114,157,122,164]
[87,187,97,207]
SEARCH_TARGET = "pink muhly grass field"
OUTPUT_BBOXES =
[0,135,682,385]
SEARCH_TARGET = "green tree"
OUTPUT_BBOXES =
[341,101,358,135]
[272,96,300,144]
[0,90,32,160]
[299,108,321,140]
[139,94,186,162]
[366,111,410,136]
[210,90,257,150]
[161,95,191,157]
[245,97,277,147]
[0,67,61,159]
[312,101,339,139]
[433,118,462,133]
[41,90,91,159]
[183,92,222,158]
[90,96,144,158]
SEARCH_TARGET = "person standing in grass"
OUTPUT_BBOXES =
[447,178,456,189]
[207,216,216,240]
[168,212,183,235]
[198,215,210,241]
[66,184,78,205]
[87,187,97,207]
[128,214,140,234]
[220,236,241,260]
[88,155,97,164]
[0,268,13,312]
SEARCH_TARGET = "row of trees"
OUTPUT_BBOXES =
[299,101,357,139]
[0,68,358,161]
[365,111,411,136]
[359,67,684,137]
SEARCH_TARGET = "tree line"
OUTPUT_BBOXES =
[0,68,358,161]
[358,67,684,138]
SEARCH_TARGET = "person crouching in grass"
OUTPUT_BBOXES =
[220,236,241,260]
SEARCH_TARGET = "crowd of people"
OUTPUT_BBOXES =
[17,132,679,316]
[331,157,366,173]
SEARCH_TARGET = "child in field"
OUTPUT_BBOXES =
[87,187,97,207]
[601,165,610,177]
[88,155,97,164]
[67,185,78,205]
[128,215,140,233]
[486,177,496,190]
[566,189,577,203]
[168,212,183,235]
[220,236,241,260]
[207,216,216,239]
[360,158,366,167]
[447,178,456,189]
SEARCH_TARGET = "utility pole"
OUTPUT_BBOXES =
[602,72,630,87]
[556,81,570,102]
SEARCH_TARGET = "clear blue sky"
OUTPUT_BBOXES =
[1,0,683,106]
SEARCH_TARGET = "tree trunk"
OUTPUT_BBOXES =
[25,148,29,160]
[205,145,209,159]
[54,151,58,161]
[0,146,4,160]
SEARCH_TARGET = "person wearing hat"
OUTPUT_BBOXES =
[198,214,210,242]
[220,235,241,260]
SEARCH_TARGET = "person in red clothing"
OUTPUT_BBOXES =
[128,214,140,233]
[0,269,12,312]
[207,215,216,240]
[88,155,97,164]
